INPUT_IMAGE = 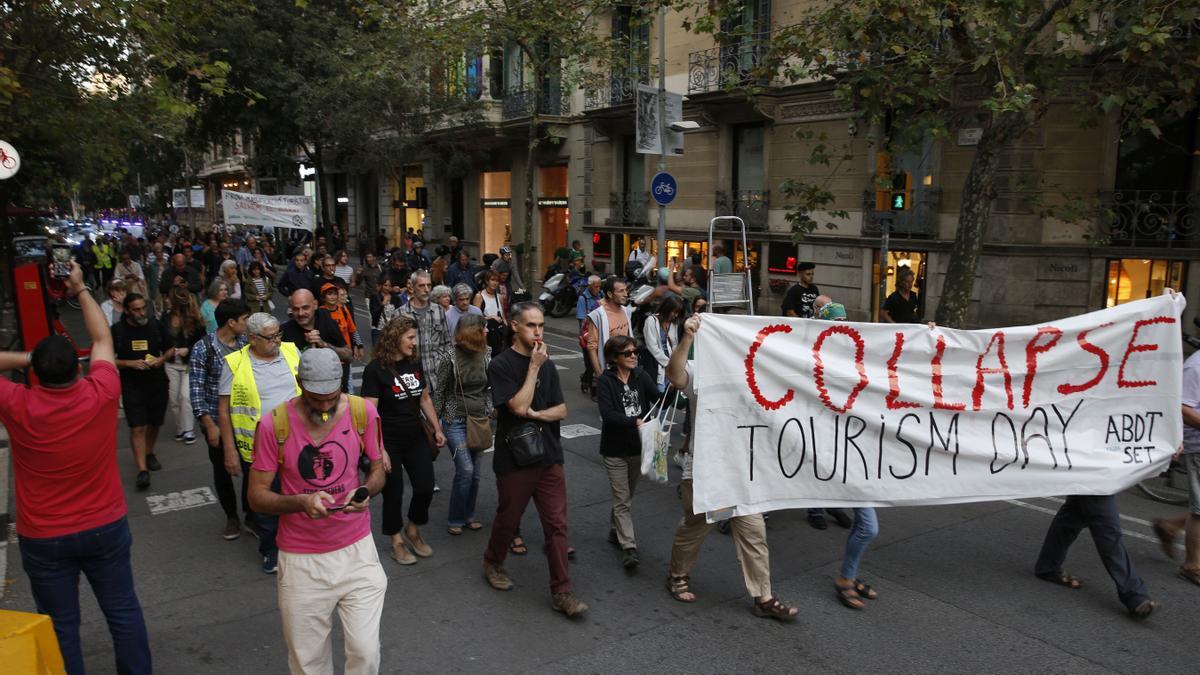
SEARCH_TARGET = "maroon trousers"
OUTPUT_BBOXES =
[484,464,571,594]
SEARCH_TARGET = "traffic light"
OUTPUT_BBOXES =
[874,152,911,212]
[890,172,911,210]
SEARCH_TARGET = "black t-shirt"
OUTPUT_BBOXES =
[489,348,565,474]
[280,310,347,354]
[360,359,423,442]
[884,290,921,323]
[596,367,659,457]
[112,317,171,385]
[782,282,819,318]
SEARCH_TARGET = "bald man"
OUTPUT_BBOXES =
[279,289,352,390]
[160,252,203,299]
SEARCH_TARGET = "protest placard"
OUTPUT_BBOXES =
[692,294,1186,515]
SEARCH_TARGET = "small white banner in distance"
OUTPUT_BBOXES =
[221,190,316,231]
[692,294,1185,516]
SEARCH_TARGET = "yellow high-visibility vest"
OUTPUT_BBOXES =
[226,343,300,462]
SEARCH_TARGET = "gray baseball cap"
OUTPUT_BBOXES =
[297,348,342,395]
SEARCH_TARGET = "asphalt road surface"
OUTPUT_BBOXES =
[3,293,1196,673]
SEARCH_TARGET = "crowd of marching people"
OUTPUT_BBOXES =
[2,223,1195,674]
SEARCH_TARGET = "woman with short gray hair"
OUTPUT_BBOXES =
[200,279,229,333]
[446,283,483,338]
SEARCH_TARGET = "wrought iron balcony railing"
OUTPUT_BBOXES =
[861,188,942,237]
[501,88,570,120]
[607,191,649,226]
[584,69,648,111]
[715,190,770,230]
[688,32,771,95]
[1096,189,1199,248]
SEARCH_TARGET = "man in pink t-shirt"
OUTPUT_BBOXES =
[248,348,387,674]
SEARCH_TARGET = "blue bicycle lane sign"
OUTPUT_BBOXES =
[651,172,677,206]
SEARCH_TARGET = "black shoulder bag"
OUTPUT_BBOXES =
[505,360,545,467]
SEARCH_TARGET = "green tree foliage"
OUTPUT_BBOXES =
[178,0,485,229]
[690,0,1200,326]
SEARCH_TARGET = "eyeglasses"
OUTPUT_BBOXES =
[254,332,283,342]
[616,349,638,357]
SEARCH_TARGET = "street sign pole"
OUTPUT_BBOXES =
[656,5,667,271]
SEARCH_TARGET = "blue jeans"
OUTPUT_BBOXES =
[444,420,481,528]
[242,458,279,558]
[839,507,879,580]
[18,517,152,675]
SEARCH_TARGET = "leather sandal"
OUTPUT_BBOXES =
[1036,572,1082,589]
[752,596,798,622]
[666,575,697,603]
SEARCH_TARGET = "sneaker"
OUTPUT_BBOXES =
[483,560,513,590]
[222,517,241,541]
[182,432,198,445]
[622,548,639,569]
[174,432,185,441]
[262,553,278,574]
[146,454,162,471]
[552,592,589,617]
[433,484,441,494]
[135,470,151,491]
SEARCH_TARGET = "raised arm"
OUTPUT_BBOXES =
[72,261,114,364]
[666,314,699,391]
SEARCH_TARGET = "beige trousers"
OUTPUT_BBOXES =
[604,456,641,549]
[669,480,771,599]
[278,535,388,675]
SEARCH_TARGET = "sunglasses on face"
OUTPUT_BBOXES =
[616,350,638,357]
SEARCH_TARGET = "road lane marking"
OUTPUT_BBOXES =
[147,487,218,515]
[560,424,601,439]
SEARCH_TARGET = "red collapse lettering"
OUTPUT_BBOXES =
[972,330,1013,411]
[745,324,795,411]
[1118,316,1176,388]
[1057,324,1111,395]
[1022,326,1063,408]
[812,325,869,414]
[885,332,920,410]
[931,335,966,410]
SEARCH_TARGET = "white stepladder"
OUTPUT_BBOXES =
[707,215,755,315]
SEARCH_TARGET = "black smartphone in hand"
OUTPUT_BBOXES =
[328,486,369,511]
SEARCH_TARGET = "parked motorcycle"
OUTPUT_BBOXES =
[625,260,655,306]
[539,270,588,318]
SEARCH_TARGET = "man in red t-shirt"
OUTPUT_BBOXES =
[248,348,387,673]
[0,261,151,674]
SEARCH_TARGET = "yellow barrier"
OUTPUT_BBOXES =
[0,610,65,674]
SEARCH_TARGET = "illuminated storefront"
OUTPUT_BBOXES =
[481,171,512,255]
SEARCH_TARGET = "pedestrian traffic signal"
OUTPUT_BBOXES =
[890,172,910,211]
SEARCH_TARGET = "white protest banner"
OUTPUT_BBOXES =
[221,190,316,231]
[692,294,1186,516]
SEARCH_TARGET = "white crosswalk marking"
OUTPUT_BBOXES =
[147,487,218,515]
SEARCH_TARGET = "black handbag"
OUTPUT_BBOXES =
[506,421,545,467]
